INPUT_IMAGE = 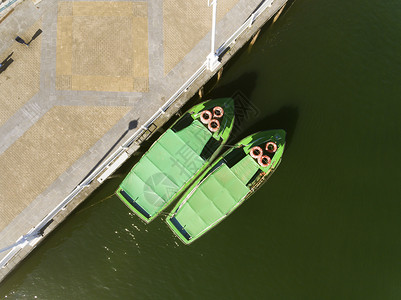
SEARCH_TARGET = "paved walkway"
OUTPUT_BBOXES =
[0,0,267,266]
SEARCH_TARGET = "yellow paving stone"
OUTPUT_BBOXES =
[133,16,149,78]
[132,2,147,17]
[73,2,133,17]
[71,16,133,77]
[133,77,149,93]
[55,75,72,90]
[56,16,72,76]
[72,75,134,92]
[56,2,149,92]
[163,0,240,74]
[0,105,130,231]
[0,20,42,127]
[57,1,73,17]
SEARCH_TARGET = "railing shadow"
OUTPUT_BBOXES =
[0,52,13,74]
[83,119,139,179]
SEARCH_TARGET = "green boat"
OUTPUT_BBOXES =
[116,98,235,223]
[166,129,286,244]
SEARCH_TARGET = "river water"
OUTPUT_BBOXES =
[1,0,401,298]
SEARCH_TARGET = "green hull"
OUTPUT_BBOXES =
[116,98,235,223]
[166,129,286,244]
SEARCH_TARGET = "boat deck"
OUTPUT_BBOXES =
[119,122,210,218]
[173,160,253,239]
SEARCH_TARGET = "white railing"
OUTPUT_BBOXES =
[0,0,19,16]
[0,0,279,271]
[216,0,274,56]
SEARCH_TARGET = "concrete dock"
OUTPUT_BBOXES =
[0,0,288,282]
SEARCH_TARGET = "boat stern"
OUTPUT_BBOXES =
[166,215,193,245]
[115,187,153,223]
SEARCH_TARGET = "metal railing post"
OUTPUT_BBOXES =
[207,0,220,71]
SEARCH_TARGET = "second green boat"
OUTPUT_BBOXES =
[116,98,235,223]
[166,129,286,244]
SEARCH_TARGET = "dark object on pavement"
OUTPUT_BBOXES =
[0,52,14,74]
[0,58,14,74]
[28,29,43,45]
[15,36,28,45]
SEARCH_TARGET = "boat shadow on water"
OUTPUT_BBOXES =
[236,106,299,151]
[206,72,258,103]
[191,71,299,151]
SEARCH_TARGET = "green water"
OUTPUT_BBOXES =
[1,0,401,298]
